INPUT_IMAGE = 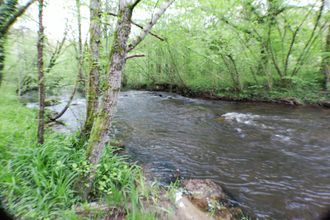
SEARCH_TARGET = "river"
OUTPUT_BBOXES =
[26,90,330,219]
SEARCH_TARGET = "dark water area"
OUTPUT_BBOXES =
[26,90,330,219]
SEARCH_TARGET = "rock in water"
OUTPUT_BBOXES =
[182,179,245,220]
[182,179,226,211]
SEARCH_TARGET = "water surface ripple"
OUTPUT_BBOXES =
[45,91,330,219]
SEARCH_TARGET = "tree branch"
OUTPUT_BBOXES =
[127,0,175,52]
[126,53,145,60]
[45,28,68,74]
[130,0,143,9]
[48,80,78,122]
[283,6,314,76]
[107,12,165,41]
[291,0,325,76]
[0,0,36,34]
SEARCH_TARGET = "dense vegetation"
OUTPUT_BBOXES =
[4,1,330,104]
[0,85,159,219]
[0,0,329,219]
[125,0,330,103]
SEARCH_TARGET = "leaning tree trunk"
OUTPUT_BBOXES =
[86,0,175,165]
[81,0,175,198]
[86,5,133,165]
[37,0,45,144]
[83,0,101,136]
[80,4,133,200]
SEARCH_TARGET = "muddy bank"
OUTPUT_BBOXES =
[126,83,330,108]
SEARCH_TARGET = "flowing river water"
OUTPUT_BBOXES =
[26,90,330,219]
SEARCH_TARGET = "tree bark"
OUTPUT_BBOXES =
[86,4,133,165]
[75,0,85,86]
[83,0,174,198]
[80,2,134,199]
[0,36,4,85]
[323,23,330,90]
[84,0,102,136]
[37,0,45,144]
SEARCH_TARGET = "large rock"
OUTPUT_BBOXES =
[174,196,214,220]
[182,179,226,211]
[181,179,246,220]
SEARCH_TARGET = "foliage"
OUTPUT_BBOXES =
[0,0,329,218]
[5,29,79,95]
[0,85,155,219]
[124,0,329,103]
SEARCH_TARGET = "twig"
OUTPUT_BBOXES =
[126,54,145,60]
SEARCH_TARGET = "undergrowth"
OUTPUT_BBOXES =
[0,86,158,219]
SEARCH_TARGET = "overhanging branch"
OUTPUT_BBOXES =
[127,0,175,52]
[107,12,165,41]
[0,0,36,34]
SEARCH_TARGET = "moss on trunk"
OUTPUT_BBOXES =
[86,6,133,165]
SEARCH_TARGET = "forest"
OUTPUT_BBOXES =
[0,0,329,219]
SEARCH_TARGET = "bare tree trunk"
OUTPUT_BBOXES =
[37,0,45,144]
[323,23,330,90]
[0,37,4,85]
[75,0,85,86]
[83,0,101,136]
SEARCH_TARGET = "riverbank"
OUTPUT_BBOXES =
[0,86,250,219]
[0,86,151,219]
[125,83,330,108]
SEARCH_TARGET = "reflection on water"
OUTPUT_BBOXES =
[26,90,330,219]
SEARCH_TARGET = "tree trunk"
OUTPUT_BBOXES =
[256,44,268,76]
[323,23,330,90]
[86,5,133,165]
[84,0,101,135]
[75,0,85,89]
[37,0,45,144]
[82,0,174,198]
[0,36,4,86]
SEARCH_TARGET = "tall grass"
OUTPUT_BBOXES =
[0,85,156,219]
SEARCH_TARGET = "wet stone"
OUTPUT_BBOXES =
[182,179,245,220]
[182,179,226,211]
